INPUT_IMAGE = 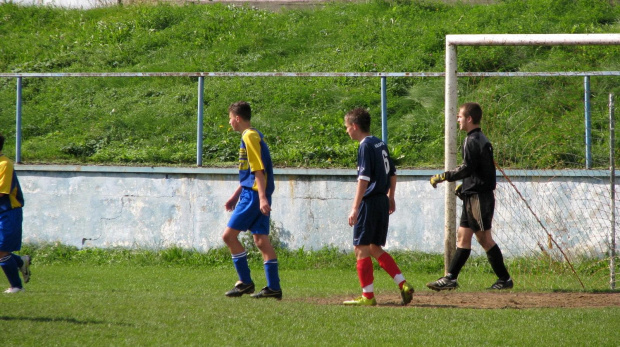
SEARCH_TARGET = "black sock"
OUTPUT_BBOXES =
[447,248,471,280]
[486,244,510,281]
[12,253,24,268]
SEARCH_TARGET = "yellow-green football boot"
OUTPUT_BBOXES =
[343,296,377,306]
[400,281,414,306]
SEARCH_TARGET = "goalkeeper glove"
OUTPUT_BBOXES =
[455,184,464,200]
[429,173,446,188]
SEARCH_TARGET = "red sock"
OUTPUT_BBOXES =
[378,252,405,289]
[356,257,374,299]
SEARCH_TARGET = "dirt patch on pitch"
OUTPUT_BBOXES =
[312,292,620,309]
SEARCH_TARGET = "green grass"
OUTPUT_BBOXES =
[18,242,619,291]
[1,264,619,346]
[1,0,619,169]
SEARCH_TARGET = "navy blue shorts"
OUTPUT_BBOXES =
[227,188,271,235]
[0,208,23,252]
[353,194,389,246]
[460,191,494,232]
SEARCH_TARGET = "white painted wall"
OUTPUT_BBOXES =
[16,165,618,257]
[11,0,114,9]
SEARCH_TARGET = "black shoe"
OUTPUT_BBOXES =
[225,281,255,297]
[426,276,459,291]
[488,278,513,290]
[250,286,282,300]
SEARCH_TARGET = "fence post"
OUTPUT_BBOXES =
[610,93,616,290]
[197,77,205,167]
[16,77,22,163]
[380,76,388,144]
[585,76,592,169]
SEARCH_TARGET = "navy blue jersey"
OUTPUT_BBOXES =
[357,136,396,198]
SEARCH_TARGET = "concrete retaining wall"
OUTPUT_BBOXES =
[15,165,618,256]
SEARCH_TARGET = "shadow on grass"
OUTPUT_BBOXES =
[0,315,134,327]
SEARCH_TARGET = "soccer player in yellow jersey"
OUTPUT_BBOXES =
[222,101,281,300]
[0,134,31,294]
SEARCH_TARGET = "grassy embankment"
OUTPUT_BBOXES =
[0,0,619,168]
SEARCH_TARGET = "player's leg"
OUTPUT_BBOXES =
[0,209,25,293]
[343,244,376,306]
[475,229,513,289]
[344,197,378,306]
[14,253,31,283]
[7,252,30,284]
[370,244,414,305]
[222,227,255,297]
[222,226,244,254]
[368,194,410,291]
[223,189,258,297]
[451,226,475,277]
[245,194,281,299]
[251,233,282,299]
[427,198,475,291]
[3,208,29,283]
[355,246,374,301]
[473,192,513,289]
[0,251,23,293]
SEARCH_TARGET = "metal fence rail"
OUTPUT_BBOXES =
[2,70,619,165]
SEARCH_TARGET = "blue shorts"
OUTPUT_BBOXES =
[0,208,23,252]
[227,188,271,235]
[353,194,389,246]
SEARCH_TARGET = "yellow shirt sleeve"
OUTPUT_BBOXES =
[0,159,11,195]
[242,130,265,173]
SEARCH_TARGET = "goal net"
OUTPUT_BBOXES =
[457,74,618,291]
[444,34,620,291]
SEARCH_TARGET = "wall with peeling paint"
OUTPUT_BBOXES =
[17,166,446,252]
[15,166,616,257]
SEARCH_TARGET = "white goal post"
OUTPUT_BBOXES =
[443,34,620,274]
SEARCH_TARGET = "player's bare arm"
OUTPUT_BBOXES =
[388,175,396,215]
[348,179,369,226]
[224,186,243,212]
[253,170,271,216]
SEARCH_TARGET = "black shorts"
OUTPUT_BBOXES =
[353,194,389,246]
[459,191,494,232]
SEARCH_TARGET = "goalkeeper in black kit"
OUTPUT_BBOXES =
[427,102,513,291]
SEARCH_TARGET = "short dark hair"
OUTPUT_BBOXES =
[460,102,483,124]
[228,101,252,121]
[344,107,371,133]
[0,134,4,152]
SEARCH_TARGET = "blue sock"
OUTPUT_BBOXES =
[12,253,24,268]
[264,259,280,291]
[232,251,252,284]
[0,254,23,288]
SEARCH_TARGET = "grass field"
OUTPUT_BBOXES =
[2,262,619,346]
[1,0,619,168]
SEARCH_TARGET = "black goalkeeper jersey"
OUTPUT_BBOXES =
[444,128,496,195]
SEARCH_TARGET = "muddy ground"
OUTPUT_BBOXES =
[312,291,620,309]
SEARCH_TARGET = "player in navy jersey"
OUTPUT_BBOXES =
[427,102,513,291]
[342,108,414,306]
[0,134,31,294]
[222,101,281,300]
